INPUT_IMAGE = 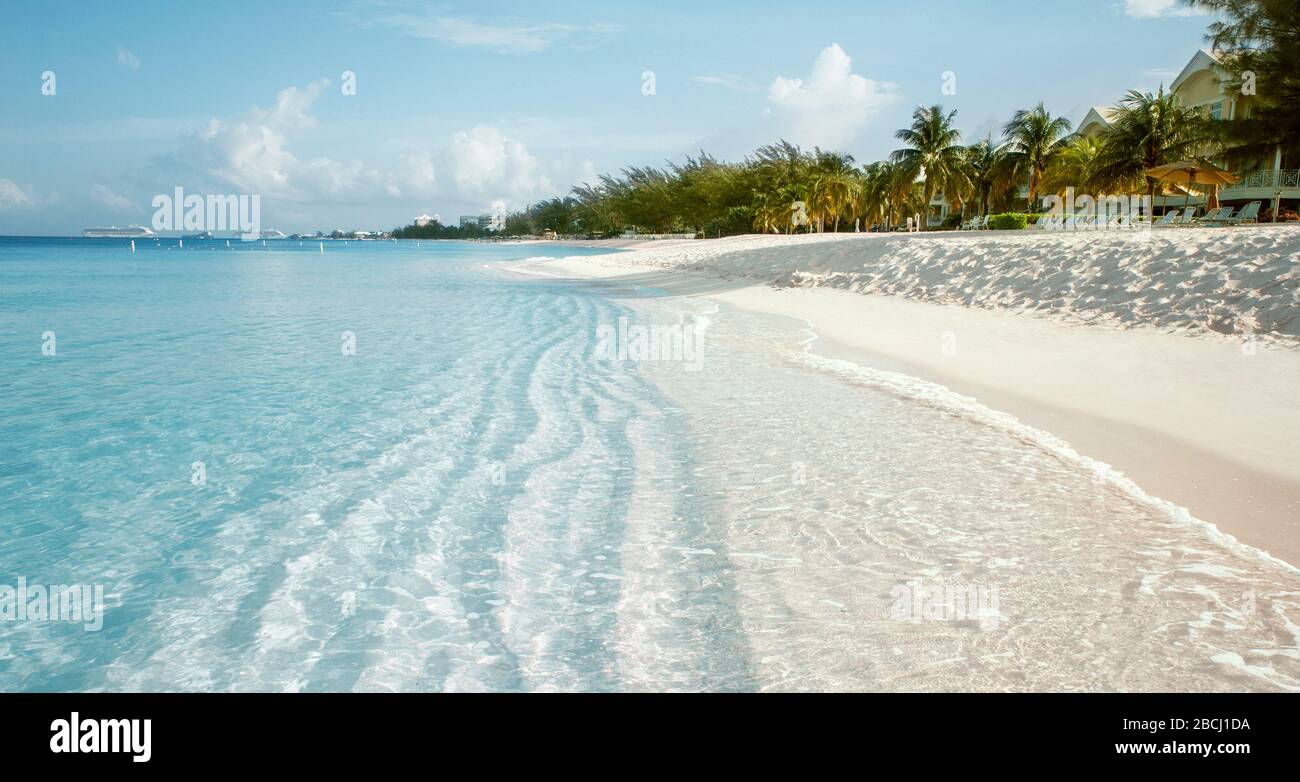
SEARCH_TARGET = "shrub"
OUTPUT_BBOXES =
[1260,207,1298,223]
[988,212,1029,230]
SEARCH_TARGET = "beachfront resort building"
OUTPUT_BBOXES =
[1080,50,1296,212]
[459,213,507,232]
[929,49,1298,225]
[414,214,439,227]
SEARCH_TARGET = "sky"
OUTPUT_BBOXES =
[0,0,1217,235]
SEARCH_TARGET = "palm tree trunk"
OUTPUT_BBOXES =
[922,178,933,231]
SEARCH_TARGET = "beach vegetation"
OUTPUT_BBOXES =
[1089,88,1214,202]
[891,105,968,231]
[1001,103,1074,212]
[987,212,1030,230]
[1182,0,1300,159]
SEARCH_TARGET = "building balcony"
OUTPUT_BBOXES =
[1221,169,1300,201]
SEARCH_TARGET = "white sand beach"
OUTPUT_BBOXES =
[490,228,1300,691]
[523,227,1300,568]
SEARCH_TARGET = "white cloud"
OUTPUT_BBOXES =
[149,83,587,224]
[90,184,132,209]
[116,49,141,69]
[767,44,898,151]
[375,15,619,54]
[396,149,437,195]
[443,125,553,201]
[188,80,332,197]
[1123,0,1201,17]
[0,178,33,208]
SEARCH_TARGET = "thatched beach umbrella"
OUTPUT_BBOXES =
[1145,160,1239,214]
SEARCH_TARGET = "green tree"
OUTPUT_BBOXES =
[1040,135,1113,196]
[960,137,1013,218]
[1091,88,1212,202]
[1183,0,1300,158]
[810,150,861,232]
[891,105,965,230]
[531,197,579,234]
[1001,102,1073,211]
[750,140,816,233]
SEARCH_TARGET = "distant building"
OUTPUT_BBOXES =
[459,214,498,230]
[923,48,1299,226]
[1071,50,1297,212]
[414,214,438,227]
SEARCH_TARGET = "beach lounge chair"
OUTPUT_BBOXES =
[1153,211,1180,227]
[1224,201,1261,225]
[1180,206,1197,224]
[1200,206,1235,226]
[1118,213,1150,229]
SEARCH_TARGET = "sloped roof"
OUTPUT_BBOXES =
[1078,106,1118,132]
[1170,49,1224,93]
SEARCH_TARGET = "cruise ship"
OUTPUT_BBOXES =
[81,225,156,238]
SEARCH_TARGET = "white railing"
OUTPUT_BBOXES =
[1224,169,1300,191]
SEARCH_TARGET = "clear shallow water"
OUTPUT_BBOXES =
[1,238,1297,691]
[1,238,741,691]
[621,291,1300,691]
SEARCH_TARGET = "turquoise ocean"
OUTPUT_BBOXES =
[2,237,1297,692]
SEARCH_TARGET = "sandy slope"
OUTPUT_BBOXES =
[521,227,1300,566]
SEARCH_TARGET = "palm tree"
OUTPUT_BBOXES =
[858,162,892,230]
[1040,135,1106,197]
[810,151,860,232]
[1090,88,1212,203]
[891,105,965,230]
[960,137,1012,219]
[1001,102,1073,211]
[751,195,787,234]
